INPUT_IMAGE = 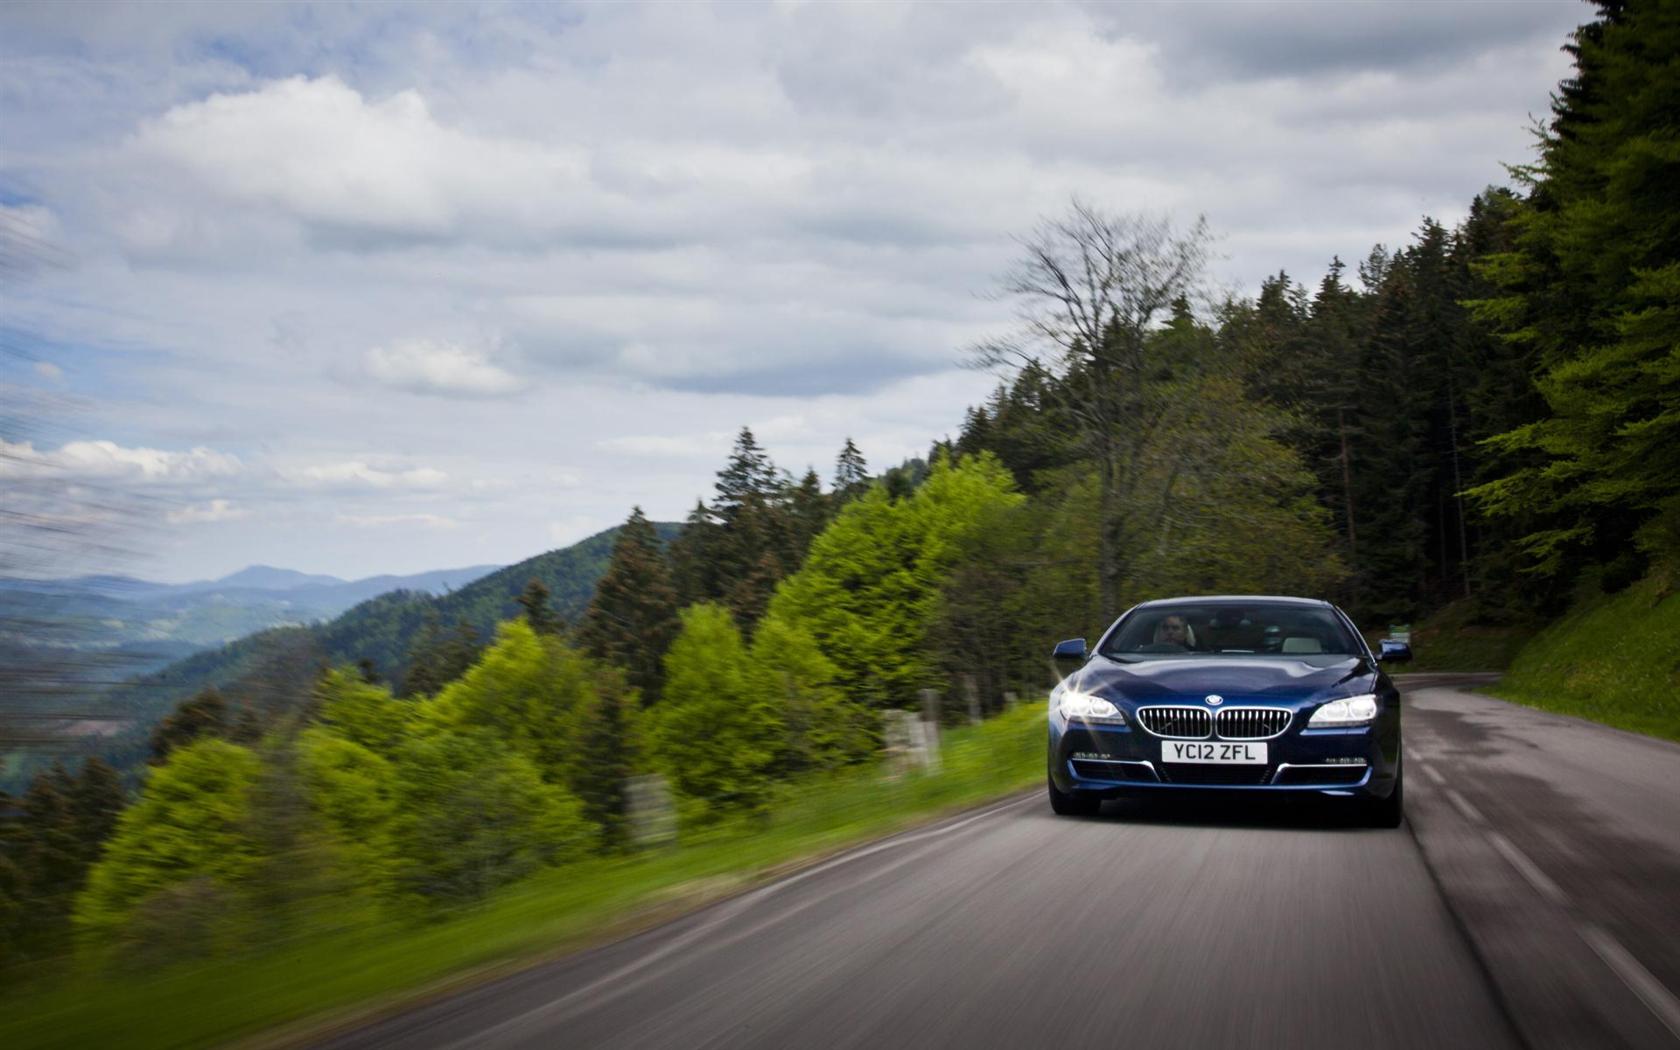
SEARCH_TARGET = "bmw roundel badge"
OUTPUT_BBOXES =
[1205,694,1224,706]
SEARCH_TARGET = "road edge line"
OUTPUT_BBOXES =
[229,784,1040,1050]
[1403,780,1536,1050]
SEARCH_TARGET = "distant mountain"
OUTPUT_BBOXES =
[94,522,679,732]
[0,562,503,676]
[199,565,346,592]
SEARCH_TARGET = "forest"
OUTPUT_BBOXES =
[2,0,1675,983]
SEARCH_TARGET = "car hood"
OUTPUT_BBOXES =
[1070,653,1375,706]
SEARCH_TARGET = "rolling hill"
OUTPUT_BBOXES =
[97,521,680,732]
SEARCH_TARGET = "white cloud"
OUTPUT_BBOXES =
[127,75,590,244]
[336,512,460,530]
[548,515,608,546]
[597,432,732,459]
[0,1,1587,581]
[167,498,248,524]
[282,460,449,489]
[364,338,526,398]
[0,438,242,483]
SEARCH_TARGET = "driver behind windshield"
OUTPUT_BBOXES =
[1152,614,1196,650]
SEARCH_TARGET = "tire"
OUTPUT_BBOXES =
[1367,763,1404,828]
[1048,776,1100,817]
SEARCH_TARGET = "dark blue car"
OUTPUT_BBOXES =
[1046,595,1409,826]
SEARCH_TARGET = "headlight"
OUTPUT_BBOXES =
[1058,692,1126,725]
[1307,693,1379,727]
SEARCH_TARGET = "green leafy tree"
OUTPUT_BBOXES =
[651,604,784,818]
[578,507,681,703]
[387,728,589,903]
[314,668,413,756]
[426,619,596,790]
[769,454,1025,706]
[75,739,264,941]
[748,612,874,773]
[296,728,400,903]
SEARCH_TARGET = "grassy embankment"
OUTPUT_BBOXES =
[0,702,1047,1050]
[1366,601,1535,673]
[1490,576,1680,744]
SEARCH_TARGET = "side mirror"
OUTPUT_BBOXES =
[1378,640,1413,664]
[1052,638,1087,674]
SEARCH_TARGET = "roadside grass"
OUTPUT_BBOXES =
[1365,600,1535,673]
[1491,576,1680,744]
[0,702,1047,1050]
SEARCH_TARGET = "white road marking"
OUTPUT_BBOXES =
[439,792,1039,1050]
[1581,924,1680,1043]
[1425,770,1680,1043]
[1419,763,1446,786]
[1444,787,1486,825]
[1486,831,1568,908]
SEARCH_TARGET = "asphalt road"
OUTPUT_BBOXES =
[315,675,1680,1050]
[1403,675,1680,1050]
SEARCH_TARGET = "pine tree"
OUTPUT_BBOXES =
[578,507,681,704]
[401,618,482,696]
[833,437,869,499]
[715,428,782,520]
[785,468,830,569]
[516,577,560,635]
[727,548,785,631]
[69,757,125,866]
[15,764,81,943]
[149,687,230,764]
[0,852,24,966]
[1468,0,1680,587]
[707,428,794,628]
[573,669,636,850]
[667,499,718,607]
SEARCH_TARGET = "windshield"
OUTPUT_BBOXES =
[1098,602,1362,660]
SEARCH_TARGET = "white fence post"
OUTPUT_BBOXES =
[627,774,676,848]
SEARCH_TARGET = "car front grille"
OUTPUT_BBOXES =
[1214,707,1291,739]
[1159,765,1271,786]
[1137,707,1211,738]
[1138,705,1291,739]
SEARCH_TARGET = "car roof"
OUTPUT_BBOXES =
[1130,595,1333,608]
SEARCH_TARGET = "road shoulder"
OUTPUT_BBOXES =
[1404,678,1680,1050]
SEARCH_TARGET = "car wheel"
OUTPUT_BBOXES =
[1367,764,1403,828]
[1048,776,1100,817]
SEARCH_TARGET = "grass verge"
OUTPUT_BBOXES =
[1,703,1046,1050]
[1364,600,1535,673]
[1490,576,1680,743]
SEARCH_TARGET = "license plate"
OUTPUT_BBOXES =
[1162,741,1267,764]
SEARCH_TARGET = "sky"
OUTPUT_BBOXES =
[0,0,1586,583]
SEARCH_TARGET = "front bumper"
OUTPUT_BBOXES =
[1048,717,1399,800]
